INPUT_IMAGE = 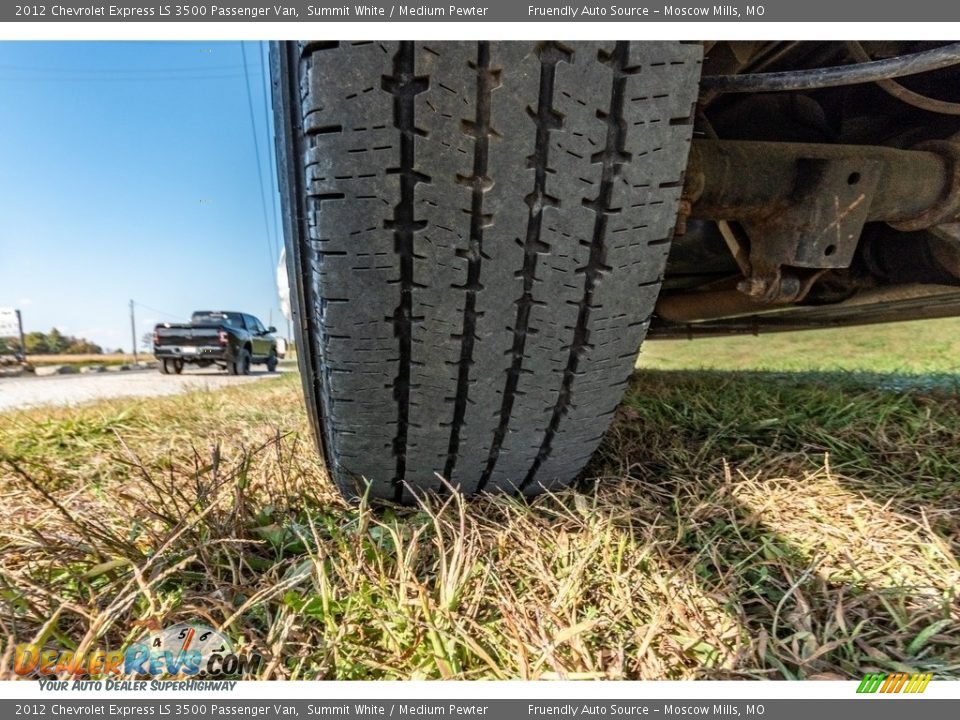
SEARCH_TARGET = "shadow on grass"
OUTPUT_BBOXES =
[573,369,960,678]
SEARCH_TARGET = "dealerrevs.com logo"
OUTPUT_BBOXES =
[14,622,261,678]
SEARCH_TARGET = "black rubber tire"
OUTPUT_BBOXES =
[159,359,183,375]
[266,349,278,373]
[273,41,702,502]
[230,349,251,376]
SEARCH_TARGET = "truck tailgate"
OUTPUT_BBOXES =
[156,325,220,347]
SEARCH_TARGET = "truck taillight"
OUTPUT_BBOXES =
[218,330,228,345]
[152,332,159,346]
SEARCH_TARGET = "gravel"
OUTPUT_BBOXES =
[0,366,289,412]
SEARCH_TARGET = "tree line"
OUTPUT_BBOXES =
[0,328,106,355]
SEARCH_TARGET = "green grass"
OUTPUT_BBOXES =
[639,316,960,375]
[1,337,957,680]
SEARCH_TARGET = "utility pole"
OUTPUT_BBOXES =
[15,309,26,363]
[129,299,138,364]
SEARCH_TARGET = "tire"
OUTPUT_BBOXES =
[266,349,278,373]
[160,359,184,374]
[230,349,251,376]
[274,41,702,502]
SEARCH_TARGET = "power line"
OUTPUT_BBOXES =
[240,40,278,285]
[260,41,281,260]
[133,301,182,321]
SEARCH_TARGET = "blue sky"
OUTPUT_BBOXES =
[0,41,286,352]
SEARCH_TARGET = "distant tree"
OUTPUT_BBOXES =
[18,329,103,355]
[23,331,50,354]
[141,332,155,351]
[46,327,68,353]
[63,339,103,355]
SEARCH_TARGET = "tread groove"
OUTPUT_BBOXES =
[477,42,571,493]
[384,41,429,501]
[520,42,631,492]
[443,42,494,484]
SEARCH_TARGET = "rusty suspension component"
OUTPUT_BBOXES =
[659,139,960,324]
[684,139,960,228]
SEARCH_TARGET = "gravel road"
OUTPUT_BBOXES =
[0,367,289,412]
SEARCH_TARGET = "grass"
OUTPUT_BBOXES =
[0,321,958,680]
[23,354,141,367]
[639,317,960,376]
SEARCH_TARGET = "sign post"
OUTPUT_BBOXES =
[129,299,138,364]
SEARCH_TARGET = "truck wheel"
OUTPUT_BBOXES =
[159,359,182,375]
[274,41,701,501]
[230,349,251,376]
[266,349,278,373]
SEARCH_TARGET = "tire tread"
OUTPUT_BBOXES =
[290,41,701,500]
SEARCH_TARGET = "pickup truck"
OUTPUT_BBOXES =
[152,311,278,375]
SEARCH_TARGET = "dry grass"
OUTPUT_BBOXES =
[0,371,957,680]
